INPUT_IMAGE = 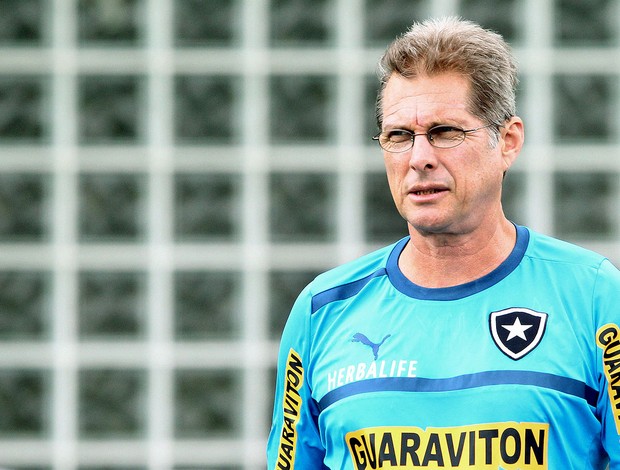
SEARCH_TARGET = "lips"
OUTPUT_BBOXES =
[409,185,448,196]
[412,188,444,196]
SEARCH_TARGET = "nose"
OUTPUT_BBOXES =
[408,135,438,171]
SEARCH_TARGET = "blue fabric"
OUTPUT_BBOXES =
[268,226,620,469]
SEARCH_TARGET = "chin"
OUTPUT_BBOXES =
[407,220,452,236]
[401,206,450,230]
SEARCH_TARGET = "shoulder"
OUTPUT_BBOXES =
[524,228,608,270]
[310,241,400,292]
[305,239,405,313]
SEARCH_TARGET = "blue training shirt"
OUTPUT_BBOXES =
[267,225,620,469]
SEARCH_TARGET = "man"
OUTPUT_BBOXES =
[267,17,620,469]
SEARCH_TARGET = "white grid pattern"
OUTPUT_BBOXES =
[0,0,617,469]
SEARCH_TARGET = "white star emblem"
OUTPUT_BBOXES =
[502,317,533,341]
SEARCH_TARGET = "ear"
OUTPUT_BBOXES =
[500,116,524,172]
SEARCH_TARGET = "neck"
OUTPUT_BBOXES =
[399,218,517,288]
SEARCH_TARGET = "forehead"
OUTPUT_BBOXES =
[381,72,473,127]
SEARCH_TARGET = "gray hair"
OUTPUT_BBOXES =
[376,17,518,133]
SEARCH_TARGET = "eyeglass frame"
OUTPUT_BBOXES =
[372,122,500,152]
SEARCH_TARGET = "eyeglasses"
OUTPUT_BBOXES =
[372,123,498,152]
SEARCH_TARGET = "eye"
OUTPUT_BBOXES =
[385,129,412,142]
[428,125,464,142]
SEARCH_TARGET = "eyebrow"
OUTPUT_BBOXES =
[383,121,461,132]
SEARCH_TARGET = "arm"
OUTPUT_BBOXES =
[267,286,328,469]
[593,260,620,467]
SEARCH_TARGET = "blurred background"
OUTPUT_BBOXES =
[0,0,618,468]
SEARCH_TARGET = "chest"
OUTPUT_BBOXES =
[307,287,594,403]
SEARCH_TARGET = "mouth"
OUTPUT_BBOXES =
[412,188,445,196]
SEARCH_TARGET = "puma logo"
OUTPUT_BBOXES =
[352,333,392,360]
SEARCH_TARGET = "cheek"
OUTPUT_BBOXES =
[383,158,408,196]
[454,147,504,184]
[457,162,503,201]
